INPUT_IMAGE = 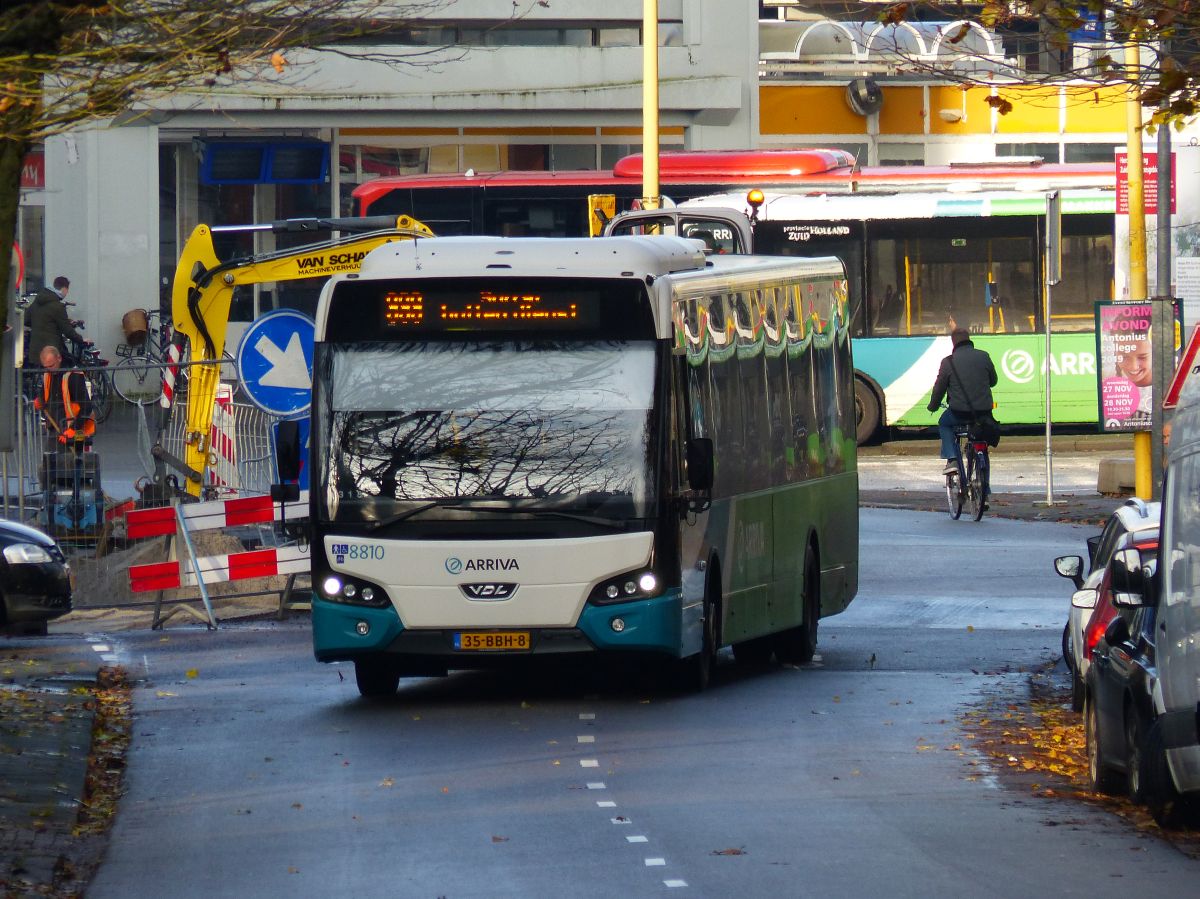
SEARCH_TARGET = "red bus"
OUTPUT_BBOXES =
[351,148,1114,239]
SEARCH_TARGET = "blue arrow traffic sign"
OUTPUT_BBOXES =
[236,309,315,417]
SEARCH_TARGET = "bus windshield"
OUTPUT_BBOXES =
[318,340,658,524]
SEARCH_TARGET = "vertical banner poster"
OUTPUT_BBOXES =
[1095,301,1181,432]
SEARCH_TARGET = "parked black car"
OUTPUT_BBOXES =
[0,518,73,635]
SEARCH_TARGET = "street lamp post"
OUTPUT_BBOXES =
[642,0,660,210]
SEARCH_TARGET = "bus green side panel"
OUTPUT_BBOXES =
[718,471,859,646]
[854,333,1099,427]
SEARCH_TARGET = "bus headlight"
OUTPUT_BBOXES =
[589,569,663,605]
[319,573,390,608]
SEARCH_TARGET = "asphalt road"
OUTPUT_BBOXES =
[83,508,1200,898]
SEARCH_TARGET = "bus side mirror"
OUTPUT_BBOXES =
[276,419,301,480]
[686,437,714,492]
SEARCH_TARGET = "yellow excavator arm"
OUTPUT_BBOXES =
[167,214,433,497]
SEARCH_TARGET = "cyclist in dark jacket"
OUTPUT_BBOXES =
[927,327,998,473]
[27,276,84,360]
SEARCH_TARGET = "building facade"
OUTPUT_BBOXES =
[14,0,1151,356]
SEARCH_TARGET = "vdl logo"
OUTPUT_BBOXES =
[445,557,464,575]
[1001,349,1037,385]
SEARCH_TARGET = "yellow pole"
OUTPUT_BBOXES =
[1125,38,1152,499]
[642,0,660,210]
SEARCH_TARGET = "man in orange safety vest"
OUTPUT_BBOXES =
[32,344,95,449]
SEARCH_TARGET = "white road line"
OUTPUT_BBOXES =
[596,800,617,808]
[577,735,595,743]
[626,835,648,843]
[664,880,688,889]
[91,644,110,652]
[579,712,596,720]
[644,858,666,867]
[100,654,119,663]
[611,817,630,825]
[580,759,599,768]
[587,782,606,790]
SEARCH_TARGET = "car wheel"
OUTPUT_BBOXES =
[1140,717,1192,828]
[1086,696,1125,794]
[1126,708,1146,803]
[354,659,400,698]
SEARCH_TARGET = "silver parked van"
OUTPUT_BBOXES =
[1118,380,1200,825]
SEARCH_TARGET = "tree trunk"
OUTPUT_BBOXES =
[0,134,28,371]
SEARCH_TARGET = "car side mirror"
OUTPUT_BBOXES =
[1104,615,1131,646]
[1110,547,1146,594]
[686,437,714,492]
[1071,588,1098,610]
[1054,555,1084,589]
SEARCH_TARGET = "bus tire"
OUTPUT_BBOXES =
[678,576,719,692]
[854,378,881,445]
[776,544,819,665]
[354,659,400,698]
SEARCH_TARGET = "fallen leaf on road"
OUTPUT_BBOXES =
[380,777,395,787]
[492,835,509,843]
[155,691,176,698]
[712,847,746,856]
[186,669,198,679]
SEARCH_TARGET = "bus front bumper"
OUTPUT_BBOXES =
[312,588,685,663]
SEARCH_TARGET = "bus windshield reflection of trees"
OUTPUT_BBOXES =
[319,341,657,522]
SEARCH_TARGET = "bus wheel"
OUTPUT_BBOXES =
[678,586,718,691]
[776,545,819,665]
[854,379,881,445]
[354,659,400,698]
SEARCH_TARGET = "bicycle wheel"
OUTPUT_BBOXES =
[112,355,163,405]
[968,451,987,521]
[88,370,114,424]
[946,468,964,519]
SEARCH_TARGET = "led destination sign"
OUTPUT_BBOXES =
[384,290,579,328]
[325,277,654,340]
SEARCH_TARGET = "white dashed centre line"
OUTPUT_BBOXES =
[596,800,617,808]
[579,712,596,720]
[644,858,666,867]
[626,835,648,843]
[587,782,606,790]
[580,759,599,768]
[577,735,595,743]
[664,880,688,889]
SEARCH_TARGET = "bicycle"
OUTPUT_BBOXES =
[945,421,990,522]
[111,310,239,405]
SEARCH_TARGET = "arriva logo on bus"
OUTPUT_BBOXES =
[1000,349,1096,385]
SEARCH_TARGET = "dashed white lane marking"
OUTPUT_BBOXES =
[664,880,688,889]
[580,759,599,768]
[611,817,630,825]
[644,858,666,867]
[100,655,119,663]
[626,835,648,843]
[90,644,110,653]
[577,735,595,743]
[579,713,596,720]
[596,800,617,808]
[587,782,606,790]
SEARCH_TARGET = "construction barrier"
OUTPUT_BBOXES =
[125,489,311,628]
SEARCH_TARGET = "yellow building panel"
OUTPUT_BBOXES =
[341,127,460,137]
[1063,84,1129,132]
[601,126,684,136]
[877,87,925,135]
[760,85,867,135]
[994,87,1061,133]
[927,87,993,135]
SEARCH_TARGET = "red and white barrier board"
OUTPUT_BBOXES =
[126,491,310,539]
[129,544,310,593]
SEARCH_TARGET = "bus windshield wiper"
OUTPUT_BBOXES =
[367,500,628,531]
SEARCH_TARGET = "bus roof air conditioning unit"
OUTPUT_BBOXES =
[846,77,883,116]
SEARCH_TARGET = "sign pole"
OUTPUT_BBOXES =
[1039,191,1063,507]
[1152,84,1174,498]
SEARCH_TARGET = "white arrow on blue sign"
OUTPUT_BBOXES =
[236,309,315,417]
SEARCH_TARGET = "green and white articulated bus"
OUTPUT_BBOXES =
[302,235,859,696]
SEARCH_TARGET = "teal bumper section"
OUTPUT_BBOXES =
[576,589,683,656]
[312,598,404,662]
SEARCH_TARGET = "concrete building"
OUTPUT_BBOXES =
[13,0,1149,357]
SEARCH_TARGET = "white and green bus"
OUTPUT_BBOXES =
[676,186,1115,442]
[299,235,858,696]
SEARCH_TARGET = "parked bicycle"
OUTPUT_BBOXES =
[111,309,239,405]
[945,421,990,521]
